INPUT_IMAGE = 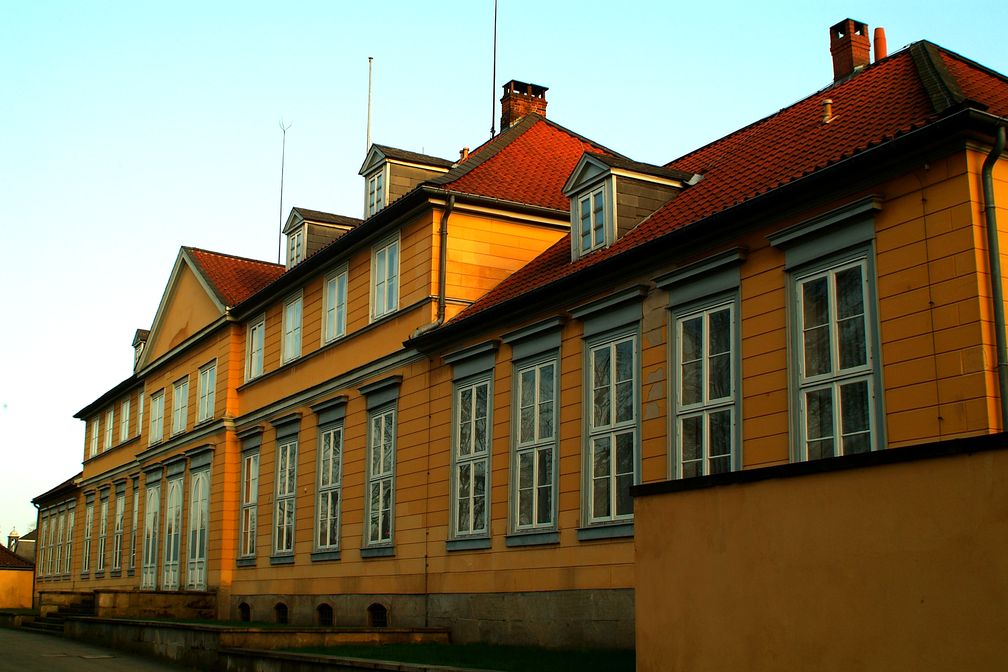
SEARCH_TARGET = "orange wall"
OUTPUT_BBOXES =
[634,444,1008,672]
[0,569,33,609]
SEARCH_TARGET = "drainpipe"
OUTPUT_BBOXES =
[411,194,455,339]
[982,125,1008,429]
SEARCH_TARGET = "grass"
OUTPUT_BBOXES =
[289,642,635,672]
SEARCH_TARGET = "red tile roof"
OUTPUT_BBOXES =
[437,114,620,211]
[0,542,33,569]
[185,247,285,307]
[439,42,1008,327]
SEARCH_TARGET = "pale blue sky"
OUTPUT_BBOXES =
[1,1,1006,532]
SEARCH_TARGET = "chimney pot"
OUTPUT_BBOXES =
[873,27,887,61]
[830,18,871,82]
[500,79,548,130]
[459,147,470,162]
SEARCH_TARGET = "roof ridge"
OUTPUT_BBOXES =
[910,41,967,113]
[430,114,543,186]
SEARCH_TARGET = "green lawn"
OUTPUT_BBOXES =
[290,642,635,672]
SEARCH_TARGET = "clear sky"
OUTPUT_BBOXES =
[1,1,1006,534]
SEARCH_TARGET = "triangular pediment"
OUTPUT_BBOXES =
[137,249,226,370]
[358,145,388,176]
[562,154,612,197]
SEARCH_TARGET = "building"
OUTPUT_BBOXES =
[0,540,33,609]
[34,18,1008,657]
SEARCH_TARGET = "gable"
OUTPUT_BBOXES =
[143,259,224,366]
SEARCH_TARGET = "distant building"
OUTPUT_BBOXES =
[0,538,33,609]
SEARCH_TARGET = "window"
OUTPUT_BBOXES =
[452,379,491,538]
[240,452,259,557]
[514,360,557,530]
[89,418,99,458]
[104,409,114,451]
[197,362,216,423]
[120,398,131,443]
[39,518,48,576]
[129,482,138,571]
[96,497,108,573]
[674,303,736,477]
[367,170,385,216]
[112,493,124,571]
[287,226,305,266]
[586,335,637,523]
[323,268,348,343]
[82,503,93,574]
[366,408,395,547]
[64,508,74,575]
[274,440,297,554]
[246,316,265,380]
[282,293,303,363]
[796,258,876,459]
[171,377,189,435]
[371,235,399,320]
[54,512,64,575]
[187,471,209,589]
[141,484,160,589]
[137,390,144,439]
[162,478,182,590]
[149,391,165,444]
[316,426,343,551]
[577,185,608,254]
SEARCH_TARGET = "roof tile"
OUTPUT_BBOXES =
[186,247,285,307]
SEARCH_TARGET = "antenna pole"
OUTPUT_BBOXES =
[367,56,374,151]
[491,0,498,138]
[278,119,292,265]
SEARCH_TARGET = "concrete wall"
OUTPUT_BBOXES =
[634,441,1008,671]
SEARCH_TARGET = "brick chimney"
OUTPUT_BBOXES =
[830,18,870,82]
[500,80,548,130]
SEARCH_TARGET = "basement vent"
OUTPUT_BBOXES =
[274,602,289,625]
[367,602,388,628]
[238,603,251,622]
[317,603,334,627]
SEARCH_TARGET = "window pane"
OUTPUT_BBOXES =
[803,325,831,377]
[592,347,611,427]
[681,415,702,463]
[709,410,732,460]
[681,361,702,406]
[709,353,731,400]
[802,278,831,376]
[835,266,864,319]
[805,387,835,459]
[838,317,867,370]
[840,380,871,455]
[681,316,702,362]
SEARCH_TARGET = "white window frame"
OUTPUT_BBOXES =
[287,225,305,266]
[39,518,48,576]
[274,440,297,554]
[120,398,131,443]
[141,484,160,589]
[322,266,349,344]
[112,492,124,571]
[239,452,259,558]
[451,377,492,539]
[365,407,396,547]
[171,377,189,435]
[246,315,266,381]
[673,300,738,478]
[96,497,108,572]
[104,408,114,451]
[513,358,558,532]
[64,508,74,575]
[137,389,144,439]
[585,333,638,524]
[82,503,93,574]
[187,470,209,589]
[162,477,183,590]
[197,361,216,423]
[129,481,139,571]
[794,256,878,459]
[149,391,165,445]
[89,419,99,458]
[316,425,343,551]
[282,292,303,363]
[366,168,386,217]
[54,511,64,575]
[370,233,400,321]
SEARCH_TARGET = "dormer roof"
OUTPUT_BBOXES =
[358,144,454,176]
[563,152,696,197]
[283,207,362,235]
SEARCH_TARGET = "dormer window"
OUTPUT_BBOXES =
[287,226,305,266]
[577,185,609,254]
[563,152,696,262]
[367,170,385,217]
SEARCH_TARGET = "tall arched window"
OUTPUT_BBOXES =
[187,471,209,590]
[162,478,182,589]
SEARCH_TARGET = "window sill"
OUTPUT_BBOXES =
[446,537,491,552]
[311,550,341,563]
[110,570,122,578]
[127,569,135,577]
[80,572,90,579]
[94,571,104,579]
[577,522,634,541]
[360,546,394,558]
[506,530,560,547]
[236,557,256,568]
[195,417,215,428]
[269,554,294,566]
